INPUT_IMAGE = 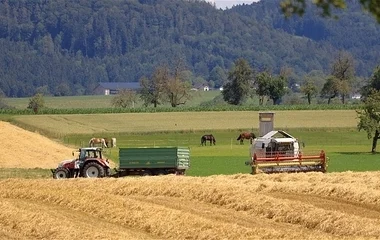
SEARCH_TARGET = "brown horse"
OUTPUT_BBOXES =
[237,132,256,145]
[89,138,108,148]
[201,134,216,146]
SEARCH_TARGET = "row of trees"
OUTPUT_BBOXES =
[221,59,288,105]
[107,51,361,109]
[220,51,357,106]
[101,61,380,154]
[301,51,356,104]
[111,61,192,108]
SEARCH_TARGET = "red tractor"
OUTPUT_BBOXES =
[51,147,111,179]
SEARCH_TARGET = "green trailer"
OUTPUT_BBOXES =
[116,147,190,176]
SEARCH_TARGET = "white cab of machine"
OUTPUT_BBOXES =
[250,130,300,158]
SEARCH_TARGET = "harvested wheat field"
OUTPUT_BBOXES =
[2,122,380,239]
[0,121,75,168]
[1,172,380,240]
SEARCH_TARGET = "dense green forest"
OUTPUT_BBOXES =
[0,0,379,97]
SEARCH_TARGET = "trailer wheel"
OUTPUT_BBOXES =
[141,170,152,176]
[53,167,70,179]
[82,162,105,178]
[155,170,166,176]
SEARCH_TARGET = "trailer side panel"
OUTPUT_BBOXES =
[119,147,190,170]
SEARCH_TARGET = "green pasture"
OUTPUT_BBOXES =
[4,91,221,109]
[3,109,380,178]
[64,128,380,176]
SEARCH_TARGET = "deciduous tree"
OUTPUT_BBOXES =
[222,59,253,105]
[139,66,168,107]
[27,93,45,113]
[361,65,380,98]
[164,64,192,107]
[321,76,340,104]
[301,78,318,104]
[357,90,380,153]
[269,76,287,104]
[331,51,355,104]
[255,71,271,105]
[111,89,138,108]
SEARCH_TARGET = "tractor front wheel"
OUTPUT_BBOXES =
[82,162,105,178]
[53,167,70,179]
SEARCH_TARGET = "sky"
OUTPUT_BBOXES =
[208,0,259,9]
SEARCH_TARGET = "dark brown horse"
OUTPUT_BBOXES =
[201,134,216,146]
[237,132,256,145]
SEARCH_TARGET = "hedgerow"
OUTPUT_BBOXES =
[0,104,363,115]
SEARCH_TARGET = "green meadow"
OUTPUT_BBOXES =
[4,109,380,178]
[81,128,379,176]
[4,91,221,109]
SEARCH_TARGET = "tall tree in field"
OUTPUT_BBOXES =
[164,62,192,108]
[281,0,380,23]
[321,76,340,104]
[27,93,45,113]
[139,66,168,107]
[268,75,287,105]
[357,90,380,153]
[222,58,253,105]
[255,71,271,105]
[301,77,318,104]
[361,65,380,98]
[111,89,138,108]
[331,51,355,104]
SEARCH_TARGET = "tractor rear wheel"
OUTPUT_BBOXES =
[53,167,70,179]
[82,162,105,178]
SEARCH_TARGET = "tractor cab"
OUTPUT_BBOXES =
[74,147,103,160]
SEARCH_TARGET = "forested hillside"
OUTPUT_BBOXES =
[232,0,380,76]
[0,0,379,97]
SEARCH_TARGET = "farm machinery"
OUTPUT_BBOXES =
[52,147,190,178]
[51,147,111,179]
[245,130,328,174]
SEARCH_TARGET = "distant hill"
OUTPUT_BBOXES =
[0,0,378,97]
[231,0,380,76]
